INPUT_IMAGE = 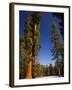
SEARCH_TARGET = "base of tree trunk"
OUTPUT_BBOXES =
[25,59,33,79]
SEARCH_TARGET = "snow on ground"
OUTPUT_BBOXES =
[36,76,60,79]
[43,76,59,78]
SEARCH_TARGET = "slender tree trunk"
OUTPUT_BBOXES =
[32,24,37,78]
[59,68,61,77]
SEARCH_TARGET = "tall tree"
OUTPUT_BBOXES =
[51,22,64,76]
[24,12,42,78]
[52,13,64,38]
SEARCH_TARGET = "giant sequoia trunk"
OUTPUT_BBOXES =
[25,53,34,79]
[25,24,37,79]
[25,60,32,79]
[24,11,41,79]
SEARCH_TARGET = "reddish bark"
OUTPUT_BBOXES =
[25,53,34,79]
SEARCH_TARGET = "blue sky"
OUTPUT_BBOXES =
[19,11,64,65]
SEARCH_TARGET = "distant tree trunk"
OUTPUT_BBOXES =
[32,57,35,78]
[58,68,61,77]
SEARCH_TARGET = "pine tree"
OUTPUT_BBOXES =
[52,13,64,38]
[51,22,64,76]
